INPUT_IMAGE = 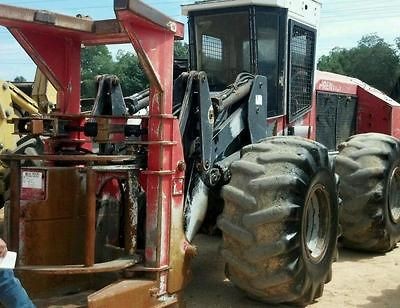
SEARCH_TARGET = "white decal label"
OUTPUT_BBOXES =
[255,95,263,106]
[22,171,43,189]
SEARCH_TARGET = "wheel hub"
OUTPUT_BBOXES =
[303,183,331,263]
[388,166,400,224]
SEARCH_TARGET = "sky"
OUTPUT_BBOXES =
[0,0,399,80]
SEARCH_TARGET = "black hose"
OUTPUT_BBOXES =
[212,73,255,112]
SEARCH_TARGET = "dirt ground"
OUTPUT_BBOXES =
[2,206,400,307]
[185,234,400,307]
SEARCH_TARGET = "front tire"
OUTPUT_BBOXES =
[335,133,400,252]
[218,136,338,305]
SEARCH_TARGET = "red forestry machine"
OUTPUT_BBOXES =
[0,0,399,306]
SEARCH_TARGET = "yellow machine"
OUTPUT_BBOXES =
[31,68,57,113]
[0,70,55,206]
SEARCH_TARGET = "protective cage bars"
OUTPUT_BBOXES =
[288,20,316,121]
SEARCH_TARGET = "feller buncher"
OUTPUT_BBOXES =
[0,0,399,307]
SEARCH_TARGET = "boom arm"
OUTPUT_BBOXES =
[175,71,268,240]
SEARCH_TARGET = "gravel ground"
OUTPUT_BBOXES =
[185,234,400,307]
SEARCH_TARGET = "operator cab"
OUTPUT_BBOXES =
[182,0,321,120]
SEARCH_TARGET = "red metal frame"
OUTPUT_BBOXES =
[0,0,189,303]
[10,29,81,114]
[115,1,186,295]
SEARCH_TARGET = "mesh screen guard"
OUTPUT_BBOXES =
[288,23,316,120]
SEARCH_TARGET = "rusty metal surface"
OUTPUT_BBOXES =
[0,154,136,162]
[0,4,130,45]
[91,165,141,172]
[124,141,177,145]
[95,178,127,263]
[142,170,176,175]
[167,120,191,294]
[0,0,189,303]
[0,4,93,32]
[9,166,157,300]
[114,0,184,39]
[93,19,121,34]
[85,168,96,267]
[87,279,177,308]
[8,160,21,251]
[33,291,91,307]
[116,2,176,284]
[48,113,146,119]
[18,271,124,300]
[15,168,87,297]
[0,2,184,47]
[12,167,142,298]
[116,1,188,298]
[125,264,169,273]
[18,258,139,274]
[17,168,86,266]
[125,171,139,255]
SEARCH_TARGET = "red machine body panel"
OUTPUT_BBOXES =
[315,70,400,139]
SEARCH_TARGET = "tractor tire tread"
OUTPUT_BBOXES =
[219,136,338,305]
[336,133,400,252]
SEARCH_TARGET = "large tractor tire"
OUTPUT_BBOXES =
[218,136,338,305]
[335,133,400,252]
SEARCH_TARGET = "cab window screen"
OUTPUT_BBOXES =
[288,23,316,120]
[202,35,223,60]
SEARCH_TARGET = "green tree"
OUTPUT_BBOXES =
[317,47,354,75]
[81,45,148,98]
[390,37,400,100]
[13,76,27,82]
[81,45,114,98]
[174,41,189,59]
[318,34,400,95]
[113,50,148,95]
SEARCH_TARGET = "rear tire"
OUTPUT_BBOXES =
[335,133,400,252]
[218,136,338,305]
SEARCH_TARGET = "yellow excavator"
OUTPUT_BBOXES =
[0,69,56,207]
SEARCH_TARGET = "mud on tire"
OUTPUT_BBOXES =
[218,136,338,305]
[335,133,400,252]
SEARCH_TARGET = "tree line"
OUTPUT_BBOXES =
[80,41,188,98]
[13,34,400,102]
[317,34,400,101]
[81,34,400,101]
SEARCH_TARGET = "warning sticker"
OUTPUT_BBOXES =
[22,171,43,189]
[255,94,263,106]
